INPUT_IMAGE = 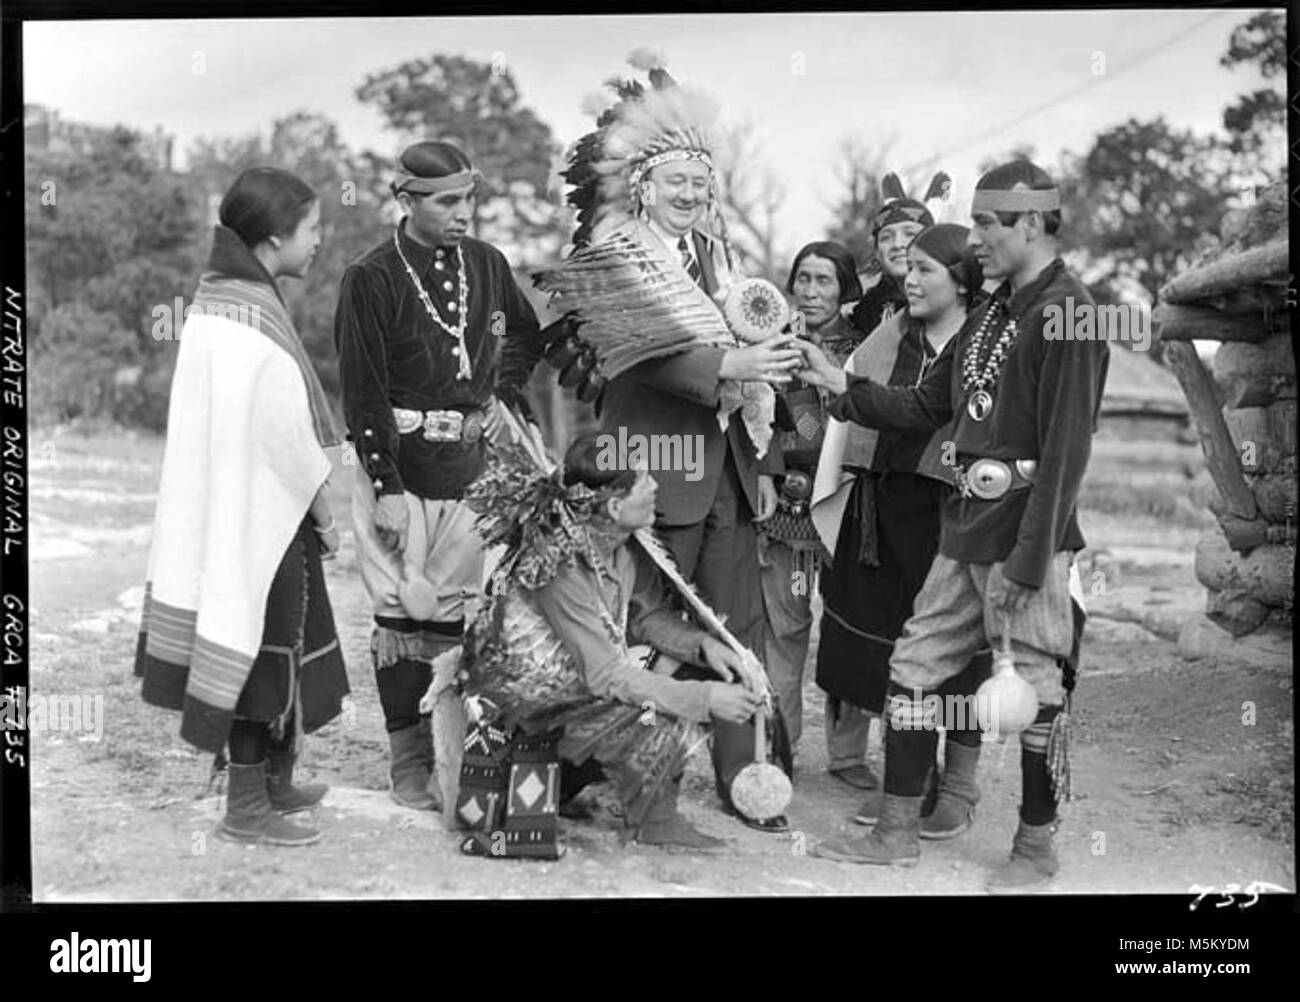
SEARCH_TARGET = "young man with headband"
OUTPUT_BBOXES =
[334,141,541,811]
[799,160,1102,892]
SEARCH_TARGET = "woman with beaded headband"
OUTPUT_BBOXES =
[846,172,950,339]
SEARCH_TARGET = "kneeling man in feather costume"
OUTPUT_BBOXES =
[430,425,780,856]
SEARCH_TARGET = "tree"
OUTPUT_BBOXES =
[27,121,201,428]
[185,111,393,399]
[976,144,1040,177]
[822,134,934,275]
[1056,118,1230,308]
[1219,10,1286,179]
[354,54,564,266]
[713,121,788,283]
[28,303,139,426]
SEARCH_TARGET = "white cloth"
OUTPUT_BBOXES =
[142,313,330,708]
[810,353,857,556]
[645,217,700,273]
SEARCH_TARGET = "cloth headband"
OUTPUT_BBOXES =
[629,149,714,191]
[970,188,1060,213]
[391,168,481,196]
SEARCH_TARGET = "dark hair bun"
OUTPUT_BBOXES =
[219,167,316,249]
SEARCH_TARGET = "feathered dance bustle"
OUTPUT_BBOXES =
[532,220,732,381]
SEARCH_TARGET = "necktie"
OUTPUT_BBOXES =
[677,235,702,287]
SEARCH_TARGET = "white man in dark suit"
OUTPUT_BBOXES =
[500,53,804,839]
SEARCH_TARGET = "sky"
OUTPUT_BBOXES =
[23,10,1276,245]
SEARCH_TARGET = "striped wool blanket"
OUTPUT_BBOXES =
[136,267,340,752]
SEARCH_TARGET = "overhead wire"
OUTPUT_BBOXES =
[902,10,1235,175]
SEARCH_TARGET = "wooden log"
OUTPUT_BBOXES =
[1213,335,1296,407]
[1249,465,1298,523]
[1162,340,1259,521]
[1224,400,1297,476]
[1152,303,1268,343]
[1204,587,1272,637]
[1189,467,1222,511]
[1194,532,1295,607]
[1159,238,1289,304]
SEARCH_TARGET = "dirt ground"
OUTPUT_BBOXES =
[22,430,1295,900]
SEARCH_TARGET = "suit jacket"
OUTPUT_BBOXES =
[598,226,780,526]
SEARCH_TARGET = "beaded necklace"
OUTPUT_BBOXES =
[393,229,472,381]
[960,299,1020,421]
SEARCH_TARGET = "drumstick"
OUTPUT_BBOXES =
[632,527,773,701]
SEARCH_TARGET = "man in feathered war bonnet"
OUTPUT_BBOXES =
[799,160,1102,892]
[848,173,948,339]
[508,51,804,836]
[333,140,541,811]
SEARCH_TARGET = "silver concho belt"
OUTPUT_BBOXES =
[954,458,1037,500]
[392,407,487,443]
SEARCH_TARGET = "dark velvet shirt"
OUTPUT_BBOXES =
[828,258,1109,588]
[848,271,907,341]
[334,222,540,500]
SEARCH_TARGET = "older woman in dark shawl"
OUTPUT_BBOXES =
[758,241,865,778]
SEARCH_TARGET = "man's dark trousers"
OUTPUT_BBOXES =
[656,446,765,806]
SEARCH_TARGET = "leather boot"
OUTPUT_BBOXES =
[853,762,939,826]
[920,740,981,840]
[219,762,320,846]
[632,778,727,850]
[266,748,328,814]
[986,820,1060,894]
[814,794,923,866]
[388,719,437,811]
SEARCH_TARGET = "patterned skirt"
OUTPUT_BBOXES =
[816,472,988,714]
[138,518,350,751]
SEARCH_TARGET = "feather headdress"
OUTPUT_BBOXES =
[536,54,776,456]
[560,51,725,249]
[465,407,768,698]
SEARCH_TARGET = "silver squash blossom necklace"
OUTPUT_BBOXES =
[393,229,472,381]
[960,299,1020,421]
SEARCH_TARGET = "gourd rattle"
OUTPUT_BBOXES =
[729,699,793,821]
[975,615,1040,738]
